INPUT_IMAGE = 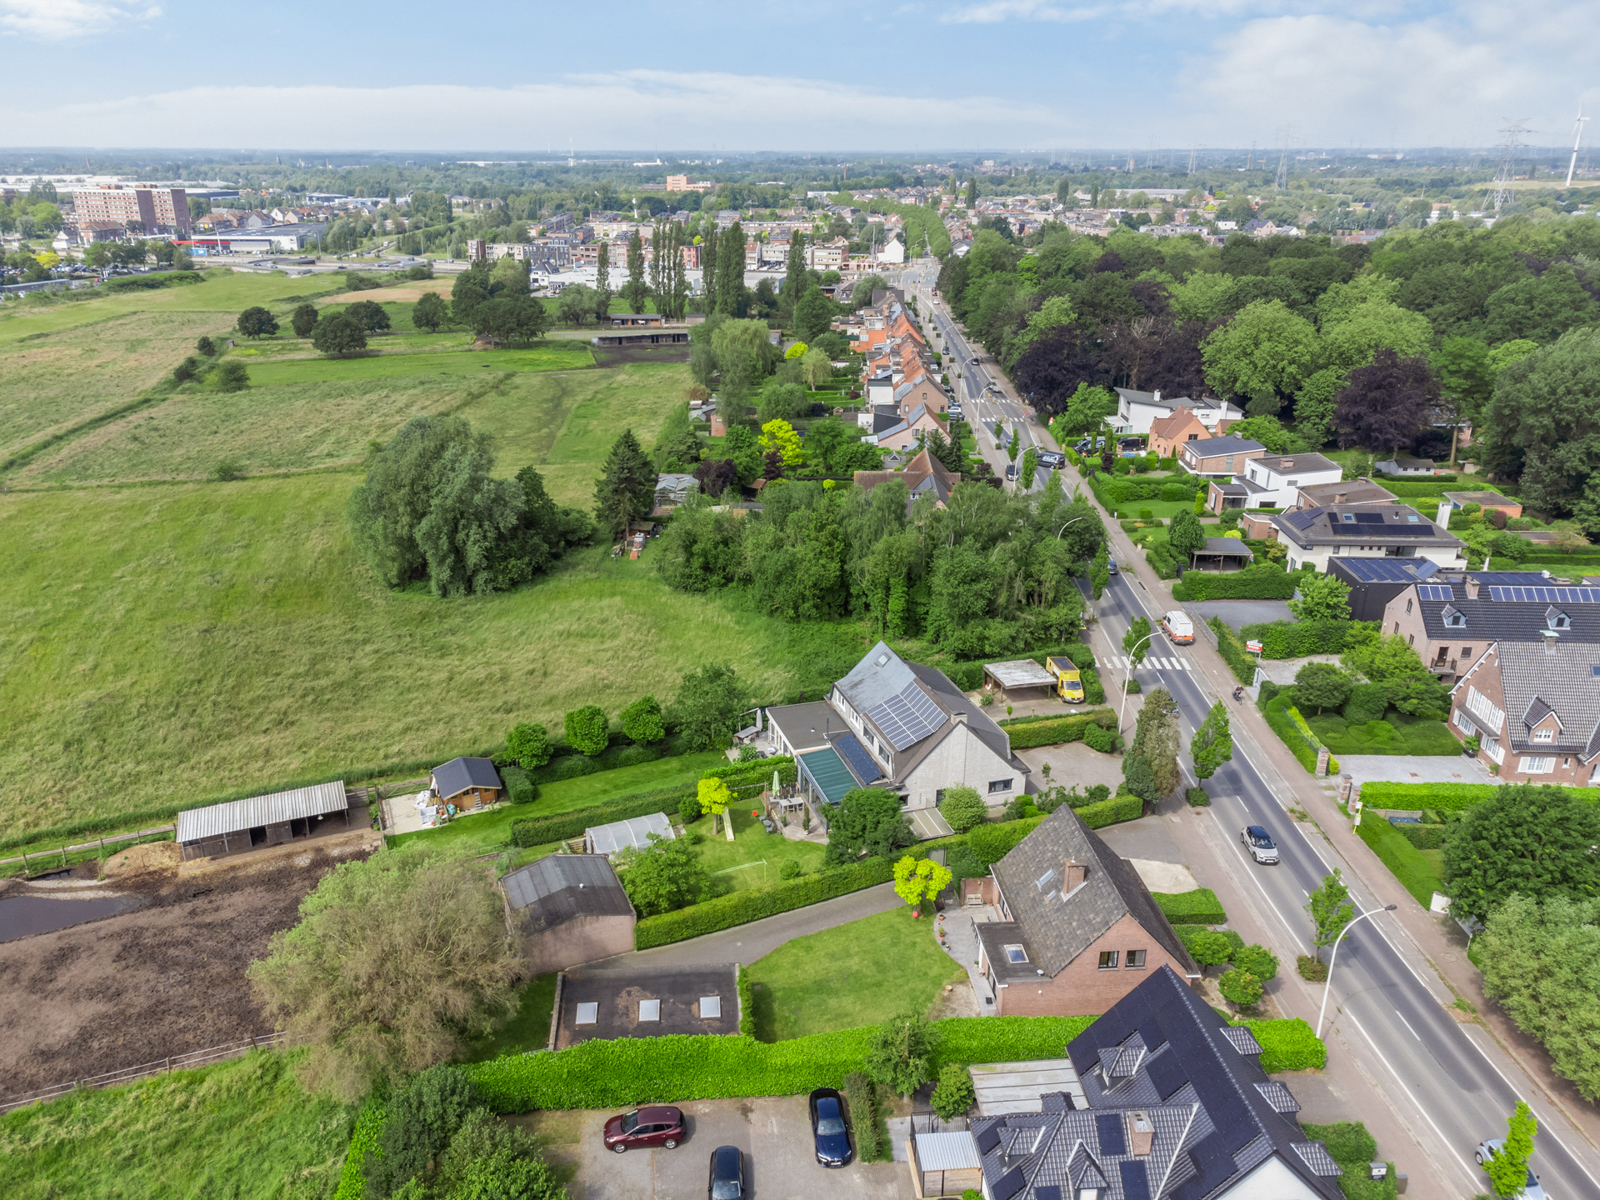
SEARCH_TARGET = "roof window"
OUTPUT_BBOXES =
[875,652,890,667]
[1004,945,1028,964]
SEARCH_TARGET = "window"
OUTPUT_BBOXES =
[1453,709,1478,737]
[1408,634,1415,646]
[1466,686,1505,734]
[1406,598,1413,613]
[1519,756,1555,775]
[1036,868,1056,890]
[1125,950,1147,969]
[1533,728,1554,743]
[988,779,1014,794]
[1098,951,1119,970]
[1462,647,1473,661]
[1004,945,1028,964]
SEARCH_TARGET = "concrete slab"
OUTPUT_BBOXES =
[969,1060,1086,1115]
[1126,858,1198,894]
[1017,742,1124,795]
[1183,599,1294,630]
[1093,814,1185,865]
[1336,754,1495,788]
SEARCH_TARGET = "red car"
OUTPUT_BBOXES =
[604,1106,685,1153]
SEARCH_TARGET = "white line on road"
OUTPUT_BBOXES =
[1396,1011,1423,1042]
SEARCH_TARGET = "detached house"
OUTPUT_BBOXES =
[1270,505,1466,574]
[1179,436,1266,480]
[1451,634,1600,785]
[1147,409,1209,459]
[873,403,948,451]
[853,447,961,512]
[1108,388,1244,438]
[1205,452,1340,515]
[971,806,1197,1016]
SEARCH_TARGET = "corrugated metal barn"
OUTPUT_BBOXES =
[176,781,350,861]
[500,854,636,974]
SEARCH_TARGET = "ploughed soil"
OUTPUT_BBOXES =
[0,842,368,1099]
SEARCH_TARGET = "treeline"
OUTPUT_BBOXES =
[656,476,1104,658]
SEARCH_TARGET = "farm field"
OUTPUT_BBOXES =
[241,341,594,386]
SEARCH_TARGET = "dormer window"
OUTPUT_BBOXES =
[1533,728,1554,743]
[1441,605,1466,628]
[1546,607,1570,630]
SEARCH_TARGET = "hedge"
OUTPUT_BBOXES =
[969,814,1050,865]
[942,643,1104,706]
[333,1097,385,1200]
[1261,693,1324,774]
[634,858,894,949]
[1357,780,1600,814]
[1004,710,1116,750]
[1236,1017,1327,1072]
[1176,925,1244,959]
[1079,793,1143,829]
[1171,565,1299,601]
[501,764,537,806]
[737,967,754,1036]
[1237,620,1377,659]
[1394,822,1447,849]
[461,1015,1100,1113]
[1152,888,1227,925]
[1211,618,1256,685]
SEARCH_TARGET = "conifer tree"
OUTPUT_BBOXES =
[593,429,657,538]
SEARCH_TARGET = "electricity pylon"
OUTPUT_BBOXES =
[1490,120,1530,212]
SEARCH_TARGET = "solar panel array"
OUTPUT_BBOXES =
[866,681,947,750]
[976,1125,1001,1155]
[1417,584,1455,601]
[1146,1050,1189,1101]
[833,733,882,784]
[992,1166,1026,1200]
[1095,1113,1127,1156]
[1119,1159,1152,1200]
[1488,585,1600,604]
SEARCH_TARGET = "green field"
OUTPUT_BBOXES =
[746,907,965,1041]
[241,341,594,386]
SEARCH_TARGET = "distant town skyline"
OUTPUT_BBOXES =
[0,0,1595,153]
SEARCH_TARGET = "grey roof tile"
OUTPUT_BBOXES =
[1478,642,1600,756]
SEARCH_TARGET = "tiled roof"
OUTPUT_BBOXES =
[1483,641,1600,757]
[1413,594,1600,642]
[1254,452,1337,477]
[432,756,502,800]
[501,853,634,930]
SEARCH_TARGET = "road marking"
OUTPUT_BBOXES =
[1396,1011,1423,1042]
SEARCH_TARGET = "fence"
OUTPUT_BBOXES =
[0,1031,299,1113]
[0,825,176,876]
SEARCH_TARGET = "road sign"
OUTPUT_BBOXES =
[1245,640,1263,653]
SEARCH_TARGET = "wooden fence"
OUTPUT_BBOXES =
[0,1031,299,1113]
[0,825,176,875]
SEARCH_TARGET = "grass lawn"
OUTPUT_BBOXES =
[467,973,560,1061]
[685,806,828,893]
[1110,499,1196,520]
[1356,817,1446,906]
[746,907,965,1042]
[0,1049,353,1200]
[242,341,595,386]
[390,751,726,856]
[1305,711,1460,756]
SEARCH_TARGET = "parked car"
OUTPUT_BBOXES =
[604,1106,685,1153]
[708,1145,746,1199]
[1161,610,1194,644]
[1037,451,1066,468]
[808,1087,854,1166]
[1475,1141,1545,1199]
[1005,463,1018,481]
[1241,826,1279,865]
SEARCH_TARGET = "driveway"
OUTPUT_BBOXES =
[1337,754,1496,790]
[1182,599,1293,629]
[518,1098,912,1200]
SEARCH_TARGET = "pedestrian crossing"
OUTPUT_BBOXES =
[1098,655,1194,672]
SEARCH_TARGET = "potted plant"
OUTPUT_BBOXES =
[1462,735,1480,758]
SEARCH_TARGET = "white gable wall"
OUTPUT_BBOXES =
[1223,1154,1329,1200]
[901,723,1018,810]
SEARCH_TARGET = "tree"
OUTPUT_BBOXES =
[1306,869,1355,961]
[593,428,656,539]
[557,283,595,327]
[924,428,964,475]
[236,306,279,339]
[1091,544,1110,600]
[794,286,835,342]
[432,1109,565,1200]
[618,833,708,917]
[214,361,250,392]
[931,1063,976,1121]
[620,695,665,744]
[1123,615,1151,669]
[939,785,989,834]
[801,346,832,390]
[865,1012,936,1097]
[413,291,448,333]
[1129,688,1181,797]
[1190,701,1234,780]
[1293,662,1353,715]
[1443,784,1600,923]
[758,380,809,422]
[1287,573,1351,621]
[1333,349,1439,457]
[759,418,803,466]
[621,230,649,314]
[1007,432,1020,463]
[1200,300,1319,400]
[363,1064,482,1197]
[1166,510,1205,562]
[594,241,611,318]
[172,356,200,384]
[1432,337,1493,464]
[347,300,392,334]
[1340,630,1450,716]
[247,846,521,1101]
[1122,755,1157,804]
[716,219,746,316]
[892,855,952,912]
[697,776,732,833]
[1020,446,1038,490]
[1218,968,1263,1010]
[313,312,368,357]
[1484,1102,1539,1200]
[825,787,914,865]
[674,663,748,751]
[290,303,319,338]
[563,705,608,756]
[1233,943,1279,981]
[1186,930,1235,972]
[506,722,552,769]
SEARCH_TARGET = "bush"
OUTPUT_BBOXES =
[1394,821,1447,848]
[1301,1122,1395,1200]
[563,706,609,757]
[967,815,1048,865]
[778,860,802,880]
[1171,565,1297,601]
[1237,1017,1327,1071]
[1183,930,1236,968]
[1152,888,1227,924]
[1218,968,1263,1009]
[737,966,754,1036]
[1210,618,1256,685]
[1078,793,1142,829]
[1083,724,1117,753]
[1297,955,1328,982]
[1232,943,1279,981]
[1176,925,1243,962]
[844,1072,883,1163]
[1343,682,1389,724]
[461,1015,1099,1113]
[1185,786,1210,807]
[501,765,537,805]
[611,745,660,768]
[940,786,990,834]
[1004,710,1115,750]
[931,1063,976,1120]
[634,859,896,949]
[678,794,702,825]
[1238,619,1376,659]
[214,360,250,392]
[1261,693,1325,774]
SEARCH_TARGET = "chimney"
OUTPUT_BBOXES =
[952,710,968,726]
[1333,491,1347,504]
[1152,388,1162,403]
[1542,629,1559,654]
[1281,459,1293,471]
[1464,576,1480,600]
[1063,859,1087,891]
[1127,1112,1155,1157]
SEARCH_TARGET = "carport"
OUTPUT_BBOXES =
[1189,537,1255,572]
[981,659,1056,702]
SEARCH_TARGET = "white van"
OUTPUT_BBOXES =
[1161,611,1194,644]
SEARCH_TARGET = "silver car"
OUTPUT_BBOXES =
[1475,1140,1546,1199]
[1241,826,1279,865]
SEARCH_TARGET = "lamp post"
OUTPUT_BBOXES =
[1315,904,1398,1039]
[1118,631,1157,731]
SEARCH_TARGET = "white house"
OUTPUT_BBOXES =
[1271,504,1468,574]
[1107,388,1244,437]
[1233,452,1341,509]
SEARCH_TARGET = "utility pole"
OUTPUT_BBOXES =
[1490,119,1530,213]
[1566,107,1590,188]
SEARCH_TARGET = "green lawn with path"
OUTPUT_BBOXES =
[1305,711,1460,756]
[685,806,827,893]
[746,906,965,1041]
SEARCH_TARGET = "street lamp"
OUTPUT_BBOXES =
[1315,904,1399,1039]
[1056,516,1089,539]
[1118,631,1157,731]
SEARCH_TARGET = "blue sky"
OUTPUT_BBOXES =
[1,0,1595,152]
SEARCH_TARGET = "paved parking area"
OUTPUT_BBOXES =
[1182,599,1293,629]
[517,1097,913,1200]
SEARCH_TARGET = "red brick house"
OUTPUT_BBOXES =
[1147,409,1209,459]
[975,807,1198,1016]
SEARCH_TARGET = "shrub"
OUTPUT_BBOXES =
[1171,565,1297,601]
[1005,711,1112,750]
[1183,930,1236,968]
[364,1065,480,1198]
[210,459,244,482]
[1085,784,1110,804]
[778,860,802,880]
[1176,925,1243,961]
[214,360,250,392]
[1078,794,1142,829]
[678,794,702,825]
[931,1063,976,1120]
[563,706,609,757]
[506,722,552,769]
[1152,888,1227,924]
[1396,822,1447,849]
[844,1072,882,1163]
[737,967,754,1036]
[1261,693,1324,773]
[1237,1017,1326,1071]
[620,695,666,745]
[1238,619,1376,659]
[940,785,990,834]
[1219,968,1263,1009]
[501,765,537,805]
[967,816,1047,865]
[334,1096,385,1200]
[1343,682,1389,724]
[1210,618,1256,685]
[1232,944,1279,981]
[611,745,659,768]
[634,859,896,948]
[1297,955,1328,982]
[543,754,599,782]
[1185,786,1210,807]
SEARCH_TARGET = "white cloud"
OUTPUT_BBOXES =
[0,71,1086,151]
[0,1,161,40]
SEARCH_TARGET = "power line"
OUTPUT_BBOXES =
[1490,119,1531,212]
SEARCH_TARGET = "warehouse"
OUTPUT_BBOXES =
[175,781,350,861]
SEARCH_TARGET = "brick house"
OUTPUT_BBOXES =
[1179,436,1265,479]
[974,806,1198,1016]
[1449,637,1600,785]
[874,403,948,451]
[1147,408,1209,459]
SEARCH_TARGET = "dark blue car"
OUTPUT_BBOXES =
[708,1145,745,1199]
[809,1087,853,1167]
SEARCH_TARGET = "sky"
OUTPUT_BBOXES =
[1,0,1596,154]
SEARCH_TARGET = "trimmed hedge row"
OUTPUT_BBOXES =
[1237,619,1377,660]
[1171,565,1299,601]
[1210,617,1256,685]
[461,1015,1100,1113]
[1004,710,1116,750]
[1261,693,1323,774]
[1359,780,1600,814]
[1237,1017,1327,1072]
[1079,793,1143,829]
[1176,925,1245,959]
[1152,888,1227,925]
[634,858,894,949]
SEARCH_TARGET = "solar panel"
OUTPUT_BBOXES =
[833,733,882,784]
[1223,1114,1258,1154]
[1489,585,1600,604]
[1353,511,1384,524]
[866,681,947,750]
[993,1166,1026,1200]
[1146,1050,1189,1100]
[976,1125,1001,1155]
[1417,584,1455,600]
[1035,1189,1062,1200]
[1095,1113,1127,1156]
[1119,1160,1152,1200]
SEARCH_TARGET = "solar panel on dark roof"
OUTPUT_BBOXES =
[1120,1159,1152,1200]
[1096,1113,1127,1156]
[1353,511,1384,524]
[1146,1050,1189,1100]
[833,733,882,783]
[1417,584,1455,600]
[976,1125,1001,1155]
[1223,1115,1258,1154]
[1035,1188,1063,1200]
[993,1166,1026,1200]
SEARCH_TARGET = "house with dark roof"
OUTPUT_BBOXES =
[853,447,961,513]
[1326,556,1443,621]
[763,641,1028,819]
[430,756,503,808]
[1270,505,1466,573]
[874,402,949,452]
[1179,436,1266,480]
[500,853,637,974]
[1449,635,1600,785]
[968,965,1343,1200]
[1107,388,1244,438]
[974,806,1198,1017]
